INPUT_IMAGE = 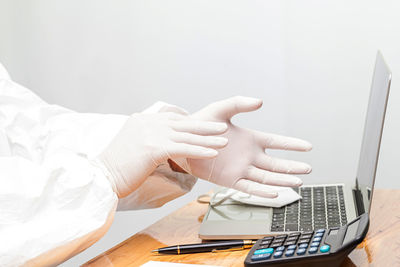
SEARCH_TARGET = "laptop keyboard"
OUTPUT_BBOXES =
[271,185,348,232]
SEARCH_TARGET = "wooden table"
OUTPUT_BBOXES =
[83,189,400,267]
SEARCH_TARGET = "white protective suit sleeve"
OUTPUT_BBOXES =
[0,63,198,266]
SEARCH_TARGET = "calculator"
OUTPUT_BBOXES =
[244,213,369,267]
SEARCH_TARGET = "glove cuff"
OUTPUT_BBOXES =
[167,157,192,174]
[90,157,120,197]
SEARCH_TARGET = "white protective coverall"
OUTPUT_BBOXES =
[0,63,197,266]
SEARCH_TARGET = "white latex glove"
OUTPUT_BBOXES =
[98,112,228,198]
[184,96,313,198]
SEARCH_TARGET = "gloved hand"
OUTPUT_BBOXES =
[183,96,313,198]
[97,112,228,198]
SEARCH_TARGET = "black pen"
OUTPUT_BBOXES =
[151,240,256,255]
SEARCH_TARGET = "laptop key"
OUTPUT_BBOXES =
[273,208,285,214]
[285,224,299,231]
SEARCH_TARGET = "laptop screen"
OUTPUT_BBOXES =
[355,52,391,214]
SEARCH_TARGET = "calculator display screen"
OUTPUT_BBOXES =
[343,220,359,245]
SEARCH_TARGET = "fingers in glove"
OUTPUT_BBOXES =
[169,143,219,159]
[258,132,313,151]
[172,132,228,148]
[170,120,228,135]
[234,179,279,198]
[161,112,187,120]
[141,102,189,115]
[158,104,189,115]
[254,154,312,174]
[245,166,303,187]
[204,96,263,121]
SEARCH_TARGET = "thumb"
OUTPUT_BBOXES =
[141,101,189,115]
[199,96,263,121]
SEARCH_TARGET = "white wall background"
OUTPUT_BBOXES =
[1,0,399,266]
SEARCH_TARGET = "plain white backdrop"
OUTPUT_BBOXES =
[1,0,399,266]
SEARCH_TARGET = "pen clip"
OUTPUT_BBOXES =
[211,246,245,253]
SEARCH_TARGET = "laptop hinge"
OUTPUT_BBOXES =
[353,188,365,216]
[355,178,359,190]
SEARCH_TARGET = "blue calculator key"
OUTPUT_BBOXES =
[276,246,285,252]
[285,249,295,257]
[320,245,331,253]
[316,229,325,233]
[309,247,318,254]
[287,245,297,250]
[251,253,272,261]
[273,251,283,258]
[313,237,322,242]
[262,236,274,241]
[315,233,324,237]
[310,242,320,247]
[299,243,308,249]
[296,248,306,255]
[254,248,274,255]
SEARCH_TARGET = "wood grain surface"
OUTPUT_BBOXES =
[83,189,400,267]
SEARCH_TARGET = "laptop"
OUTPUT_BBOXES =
[199,51,392,240]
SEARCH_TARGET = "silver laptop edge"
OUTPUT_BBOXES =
[199,52,392,240]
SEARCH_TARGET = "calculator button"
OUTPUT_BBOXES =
[284,240,297,246]
[298,238,310,244]
[270,242,283,248]
[258,245,269,249]
[254,248,274,255]
[315,233,324,237]
[296,248,306,255]
[273,251,283,258]
[308,247,318,254]
[288,232,301,237]
[310,242,319,247]
[274,238,285,243]
[302,231,314,235]
[260,240,271,245]
[300,234,312,239]
[285,249,295,257]
[276,246,285,252]
[299,243,308,249]
[310,242,320,247]
[316,229,325,234]
[320,245,331,253]
[262,236,274,241]
[251,253,272,261]
[286,236,298,242]
[287,245,297,250]
[313,237,322,242]
[275,234,288,239]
